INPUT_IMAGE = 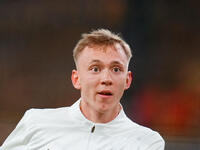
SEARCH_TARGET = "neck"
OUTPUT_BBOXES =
[80,100,121,123]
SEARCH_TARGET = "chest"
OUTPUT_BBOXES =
[27,124,140,150]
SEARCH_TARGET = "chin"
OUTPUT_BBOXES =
[96,103,111,113]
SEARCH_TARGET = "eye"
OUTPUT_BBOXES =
[91,66,100,72]
[112,67,120,72]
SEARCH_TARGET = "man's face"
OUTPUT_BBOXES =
[72,44,132,113]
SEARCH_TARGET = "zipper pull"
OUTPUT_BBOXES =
[91,125,95,133]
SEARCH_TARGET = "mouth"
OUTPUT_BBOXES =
[97,90,113,96]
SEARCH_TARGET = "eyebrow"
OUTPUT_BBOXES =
[110,61,123,66]
[89,60,123,66]
[89,60,101,64]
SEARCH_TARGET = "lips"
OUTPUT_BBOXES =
[97,90,113,96]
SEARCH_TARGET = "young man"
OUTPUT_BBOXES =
[0,29,165,150]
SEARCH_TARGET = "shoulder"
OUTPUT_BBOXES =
[124,118,165,149]
[23,106,71,125]
[26,106,70,116]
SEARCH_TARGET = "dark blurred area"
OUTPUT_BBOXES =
[0,0,199,149]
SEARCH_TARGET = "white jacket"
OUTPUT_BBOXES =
[0,99,165,150]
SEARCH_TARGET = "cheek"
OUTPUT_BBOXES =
[112,78,127,97]
[115,76,127,88]
[79,75,98,90]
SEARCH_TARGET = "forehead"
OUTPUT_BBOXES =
[76,44,128,66]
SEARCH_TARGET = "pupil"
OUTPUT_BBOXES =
[114,68,118,72]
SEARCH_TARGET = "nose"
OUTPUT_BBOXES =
[101,69,112,86]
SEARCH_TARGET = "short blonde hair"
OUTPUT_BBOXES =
[73,29,132,65]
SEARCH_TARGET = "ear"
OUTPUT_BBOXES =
[71,69,81,90]
[125,71,132,90]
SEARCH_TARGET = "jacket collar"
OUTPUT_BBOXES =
[69,98,128,135]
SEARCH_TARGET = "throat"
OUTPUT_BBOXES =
[80,100,121,123]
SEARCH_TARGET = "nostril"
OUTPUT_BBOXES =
[101,81,112,86]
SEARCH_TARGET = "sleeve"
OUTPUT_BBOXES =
[0,110,33,150]
[140,132,165,150]
[125,131,165,150]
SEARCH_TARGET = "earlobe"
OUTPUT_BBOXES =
[71,69,81,90]
[125,71,132,90]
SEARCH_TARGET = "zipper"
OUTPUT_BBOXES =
[91,125,95,133]
[86,125,95,150]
